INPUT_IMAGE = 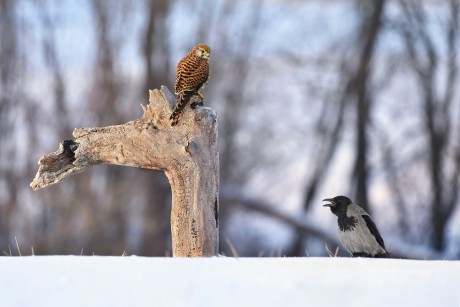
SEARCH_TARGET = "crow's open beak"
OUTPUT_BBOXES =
[322,198,336,207]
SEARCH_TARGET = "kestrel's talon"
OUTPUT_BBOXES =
[170,43,211,126]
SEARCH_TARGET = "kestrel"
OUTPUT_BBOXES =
[170,43,211,126]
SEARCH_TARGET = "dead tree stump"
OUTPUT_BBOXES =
[30,87,219,257]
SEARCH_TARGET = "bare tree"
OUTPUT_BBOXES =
[350,0,387,210]
[395,0,460,251]
[0,0,22,250]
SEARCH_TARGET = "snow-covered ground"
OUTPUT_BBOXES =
[1,256,459,307]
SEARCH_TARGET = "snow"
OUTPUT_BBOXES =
[1,257,459,307]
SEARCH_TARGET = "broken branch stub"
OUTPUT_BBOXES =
[30,86,219,257]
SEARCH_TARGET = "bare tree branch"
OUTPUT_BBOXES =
[220,186,338,247]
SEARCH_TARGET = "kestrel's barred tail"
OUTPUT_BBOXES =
[170,43,211,126]
[170,95,188,127]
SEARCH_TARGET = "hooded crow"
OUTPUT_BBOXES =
[323,195,390,258]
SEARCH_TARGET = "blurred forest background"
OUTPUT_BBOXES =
[1,0,459,259]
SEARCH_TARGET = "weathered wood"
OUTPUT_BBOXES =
[30,86,219,257]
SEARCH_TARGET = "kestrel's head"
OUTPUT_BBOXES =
[193,43,211,60]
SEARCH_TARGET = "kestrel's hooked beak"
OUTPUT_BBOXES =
[203,51,210,60]
[322,198,336,208]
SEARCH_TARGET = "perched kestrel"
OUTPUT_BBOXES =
[170,43,211,126]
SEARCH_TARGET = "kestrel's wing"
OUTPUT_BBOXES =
[175,56,188,94]
[190,60,209,88]
[179,60,209,93]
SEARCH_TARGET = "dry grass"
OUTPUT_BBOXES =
[325,244,340,257]
[225,238,239,258]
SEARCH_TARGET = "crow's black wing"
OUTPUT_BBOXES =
[362,215,385,249]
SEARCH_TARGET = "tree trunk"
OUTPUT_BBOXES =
[30,87,219,257]
[352,0,386,212]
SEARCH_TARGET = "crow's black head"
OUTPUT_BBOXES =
[322,195,352,215]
